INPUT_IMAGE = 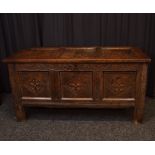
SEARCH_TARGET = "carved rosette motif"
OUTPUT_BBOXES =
[104,72,136,98]
[24,78,43,94]
[68,82,83,92]
[20,72,50,97]
[110,76,127,94]
[61,72,92,98]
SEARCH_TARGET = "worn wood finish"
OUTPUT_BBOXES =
[3,47,151,123]
[8,64,26,121]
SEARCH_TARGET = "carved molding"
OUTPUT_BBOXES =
[16,63,139,71]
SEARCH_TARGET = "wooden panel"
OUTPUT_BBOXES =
[60,71,93,101]
[19,71,51,99]
[103,71,136,99]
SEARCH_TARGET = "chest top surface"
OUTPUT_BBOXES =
[3,47,151,63]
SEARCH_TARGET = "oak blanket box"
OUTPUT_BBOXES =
[3,47,151,123]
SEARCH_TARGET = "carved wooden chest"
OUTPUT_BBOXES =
[3,47,151,123]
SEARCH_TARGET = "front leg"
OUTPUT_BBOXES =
[15,104,27,121]
[133,64,148,124]
[8,64,27,122]
[133,107,144,124]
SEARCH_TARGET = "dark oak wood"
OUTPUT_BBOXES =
[3,47,151,123]
[3,47,150,63]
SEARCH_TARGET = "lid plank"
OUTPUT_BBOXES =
[3,47,151,63]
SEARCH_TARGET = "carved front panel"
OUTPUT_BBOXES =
[103,71,136,99]
[19,71,51,98]
[60,71,93,100]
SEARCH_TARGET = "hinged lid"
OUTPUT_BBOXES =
[3,47,151,63]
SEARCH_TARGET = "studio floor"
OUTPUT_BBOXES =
[0,94,155,140]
